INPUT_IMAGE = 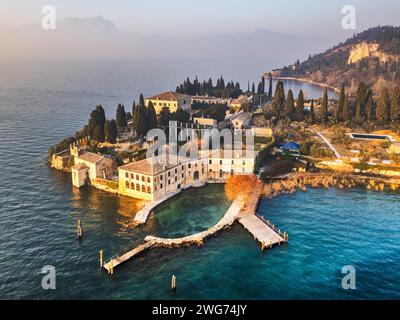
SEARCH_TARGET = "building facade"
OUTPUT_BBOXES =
[145,91,191,114]
[71,151,116,188]
[117,150,257,200]
[118,156,208,201]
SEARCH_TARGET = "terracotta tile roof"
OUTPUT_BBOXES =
[77,151,103,164]
[118,155,198,175]
[146,91,190,101]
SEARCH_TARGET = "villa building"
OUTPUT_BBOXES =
[71,151,116,188]
[207,150,256,181]
[117,149,257,200]
[145,91,191,114]
[118,155,208,201]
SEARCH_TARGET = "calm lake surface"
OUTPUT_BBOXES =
[0,59,398,299]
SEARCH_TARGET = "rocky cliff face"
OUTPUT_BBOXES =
[347,42,396,64]
[274,26,400,93]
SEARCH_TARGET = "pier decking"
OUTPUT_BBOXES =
[237,212,285,246]
[103,181,287,273]
[103,240,156,271]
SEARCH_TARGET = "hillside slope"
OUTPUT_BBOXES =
[273,26,400,93]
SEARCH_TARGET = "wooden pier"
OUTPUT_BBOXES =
[103,240,156,272]
[103,180,287,273]
[236,181,286,247]
[237,212,285,246]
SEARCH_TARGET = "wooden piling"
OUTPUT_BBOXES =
[77,219,82,238]
[261,241,265,252]
[108,259,113,275]
[99,249,103,268]
[171,275,176,291]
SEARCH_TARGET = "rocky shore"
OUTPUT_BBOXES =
[263,173,400,198]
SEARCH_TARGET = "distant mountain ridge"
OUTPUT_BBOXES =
[273,26,400,93]
[0,16,333,63]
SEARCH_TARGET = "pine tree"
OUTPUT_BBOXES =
[376,87,391,124]
[295,90,305,121]
[272,81,285,117]
[146,101,158,131]
[116,104,127,128]
[343,94,351,122]
[391,86,400,123]
[284,89,295,119]
[336,85,345,122]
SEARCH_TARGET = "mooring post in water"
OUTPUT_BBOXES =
[284,231,287,240]
[108,259,113,275]
[269,240,272,249]
[171,275,176,291]
[99,249,103,268]
[261,241,265,252]
[77,219,82,238]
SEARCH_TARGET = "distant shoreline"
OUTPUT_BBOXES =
[271,76,340,94]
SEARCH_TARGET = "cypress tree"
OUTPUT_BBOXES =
[295,90,305,121]
[272,81,285,117]
[336,85,345,122]
[105,119,117,144]
[88,106,105,142]
[366,93,374,122]
[133,98,147,137]
[310,99,316,124]
[284,89,295,119]
[262,76,265,94]
[376,87,391,124]
[252,82,255,94]
[132,101,136,119]
[116,104,127,128]
[343,94,351,122]
[391,86,400,123]
[159,107,170,127]
[322,88,329,124]
[268,73,273,97]
[146,101,158,131]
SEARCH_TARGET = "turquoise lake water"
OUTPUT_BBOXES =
[0,60,398,299]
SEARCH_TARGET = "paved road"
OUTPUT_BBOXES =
[315,131,342,158]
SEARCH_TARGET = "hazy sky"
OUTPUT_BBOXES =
[1,0,399,38]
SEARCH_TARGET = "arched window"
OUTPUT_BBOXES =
[125,181,129,188]
[130,182,135,189]
[147,186,151,193]
[136,184,140,191]
[141,185,146,192]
